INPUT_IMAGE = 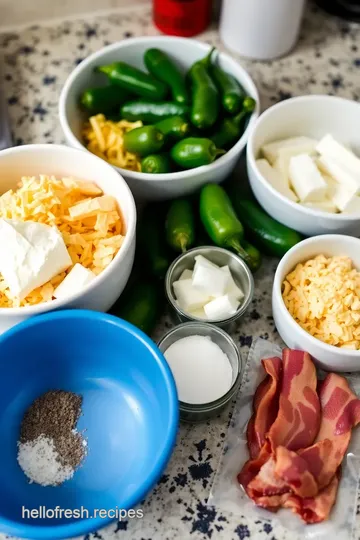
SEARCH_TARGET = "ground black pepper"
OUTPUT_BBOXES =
[20,390,85,470]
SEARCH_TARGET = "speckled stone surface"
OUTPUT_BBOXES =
[0,2,360,540]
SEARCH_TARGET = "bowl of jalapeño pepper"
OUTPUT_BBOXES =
[59,36,259,201]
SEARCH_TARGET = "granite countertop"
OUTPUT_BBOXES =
[1,3,360,540]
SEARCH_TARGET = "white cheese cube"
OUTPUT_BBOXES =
[289,154,328,202]
[256,159,298,202]
[194,255,219,269]
[179,269,193,281]
[273,144,318,186]
[317,134,360,177]
[53,263,96,299]
[273,154,290,184]
[261,136,318,165]
[342,196,360,214]
[192,259,229,297]
[204,295,240,321]
[188,308,207,320]
[173,279,211,312]
[317,155,360,193]
[0,219,72,300]
[220,266,244,301]
[300,200,338,213]
[325,175,359,212]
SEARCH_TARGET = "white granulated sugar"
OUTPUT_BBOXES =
[17,434,74,486]
[164,335,233,405]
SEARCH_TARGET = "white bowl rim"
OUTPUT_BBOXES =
[247,94,360,221]
[274,234,360,357]
[59,35,260,182]
[0,143,137,315]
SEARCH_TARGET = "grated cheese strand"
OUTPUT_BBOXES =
[83,114,142,171]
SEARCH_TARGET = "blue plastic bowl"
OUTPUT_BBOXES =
[0,310,178,539]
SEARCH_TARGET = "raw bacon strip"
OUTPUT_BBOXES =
[247,357,282,459]
[237,442,271,491]
[274,445,319,498]
[298,373,360,491]
[275,374,360,496]
[283,469,341,524]
[267,349,320,452]
[243,350,320,500]
[316,373,360,440]
[246,457,289,501]
[238,357,282,492]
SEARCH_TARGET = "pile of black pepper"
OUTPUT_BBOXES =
[20,390,85,473]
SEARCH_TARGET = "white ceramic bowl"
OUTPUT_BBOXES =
[272,234,360,372]
[247,95,360,237]
[59,36,259,201]
[0,144,136,335]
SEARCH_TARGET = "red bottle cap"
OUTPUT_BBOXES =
[153,0,212,37]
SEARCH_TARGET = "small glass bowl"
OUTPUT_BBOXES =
[158,322,242,423]
[165,246,254,333]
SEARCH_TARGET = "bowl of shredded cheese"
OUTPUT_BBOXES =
[272,234,360,372]
[0,143,136,334]
[59,36,259,201]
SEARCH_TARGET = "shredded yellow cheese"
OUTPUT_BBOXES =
[0,175,124,308]
[282,255,360,349]
[83,114,142,171]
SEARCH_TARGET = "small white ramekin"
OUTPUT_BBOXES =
[272,234,360,372]
[247,95,360,237]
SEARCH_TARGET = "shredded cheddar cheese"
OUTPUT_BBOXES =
[282,255,360,349]
[83,114,142,171]
[0,175,124,308]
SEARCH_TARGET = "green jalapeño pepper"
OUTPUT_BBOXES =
[188,48,219,129]
[123,126,164,157]
[227,181,303,257]
[141,153,172,174]
[144,48,189,105]
[171,138,224,169]
[97,62,167,101]
[80,85,131,114]
[199,184,258,272]
[111,280,161,335]
[166,199,195,253]
[138,205,170,279]
[211,62,248,115]
[241,240,262,273]
[120,101,189,123]
[155,116,191,142]
[211,99,256,149]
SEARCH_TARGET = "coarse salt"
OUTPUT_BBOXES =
[17,434,74,486]
[164,335,233,405]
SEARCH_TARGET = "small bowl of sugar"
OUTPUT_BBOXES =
[165,246,254,333]
[158,322,242,422]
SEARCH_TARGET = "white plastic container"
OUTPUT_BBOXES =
[219,0,306,60]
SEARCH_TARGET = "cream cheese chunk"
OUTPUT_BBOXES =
[53,263,96,299]
[0,219,72,300]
